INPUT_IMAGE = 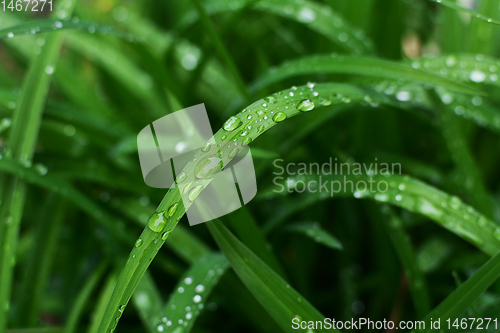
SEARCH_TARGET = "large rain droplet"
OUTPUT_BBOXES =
[148,211,167,232]
[272,112,287,123]
[188,185,204,201]
[296,99,315,112]
[223,116,242,131]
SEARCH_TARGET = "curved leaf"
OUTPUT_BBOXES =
[430,0,500,25]
[252,55,480,94]
[181,0,374,55]
[261,173,500,256]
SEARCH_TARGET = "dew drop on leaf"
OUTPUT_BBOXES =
[176,172,187,183]
[163,204,176,220]
[188,185,204,201]
[296,99,315,111]
[148,211,167,232]
[223,116,242,131]
[272,112,287,123]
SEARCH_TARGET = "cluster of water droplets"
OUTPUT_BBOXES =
[411,54,499,85]
[351,175,500,247]
[155,257,227,333]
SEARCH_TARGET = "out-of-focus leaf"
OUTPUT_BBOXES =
[157,253,228,333]
[429,0,500,25]
[253,55,480,94]
[286,222,343,250]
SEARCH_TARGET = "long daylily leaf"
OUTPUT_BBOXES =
[261,174,500,256]
[252,55,480,94]
[181,0,375,55]
[0,19,126,39]
[208,220,336,333]
[430,0,500,25]
[157,253,228,333]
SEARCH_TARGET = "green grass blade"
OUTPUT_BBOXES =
[285,222,343,250]
[414,250,500,333]
[207,220,337,333]
[183,0,374,55]
[87,273,118,333]
[158,253,228,332]
[252,55,480,94]
[409,54,500,87]
[0,19,125,40]
[63,263,107,333]
[225,208,286,277]
[15,196,66,326]
[0,2,76,330]
[115,198,211,263]
[261,174,500,256]
[429,0,500,25]
[132,272,164,332]
[96,81,490,332]
[379,207,431,319]
[0,158,131,243]
[427,89,492,217]
[190,0,249,100]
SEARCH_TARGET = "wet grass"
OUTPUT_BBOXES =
[1,0,500,332]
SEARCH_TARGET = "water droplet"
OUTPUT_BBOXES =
[201,142,212,152]
[185,277,193,284]
[297,7,316,23]
[148,212,167,232]
[193,295,202,303]
[35,163,48,176]
[320,99,331,106]
[448,196,462,209]
[494,229,500,241]
[7,32,14,38]
[296,99,315,112]
[157,324,164,332]
[243,137,252,145]
[240,130,249,137]
[264,96,277,104]
[195,156,223,178]
[396,91,411,101]
[45,66,54,75]
[188,185,204,201]
[54,21,63,29]
[257,125,265,134]
[272,112,287,123]
[135,238,144,247]
[195,284,204,292]
[161,231,171,240]
[168,203,178,217]
[176,172,187,183]
[229,148,239,158]
[223,116,242,131]
[470,70,486,82]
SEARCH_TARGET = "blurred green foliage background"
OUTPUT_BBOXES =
[1,0,500,332]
